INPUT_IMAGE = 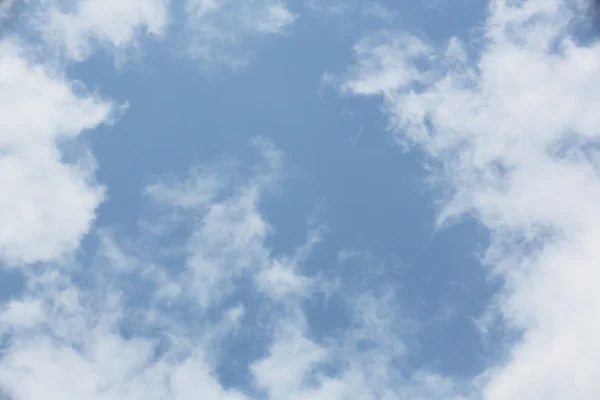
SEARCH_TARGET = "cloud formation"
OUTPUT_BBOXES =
[0,138,457,400]
[0,0,12,18]
[185,0,296,68]
[5,0,599,399]
[305,0,392,21]
[40,0,170,61]
[0,0,173,266]
[0,39,110,265]
[341,0,600,398]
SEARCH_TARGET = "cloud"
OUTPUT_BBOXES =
[0,0,12,19]
[0,141,287,399]
[250,289,469,400]
[34,0,170,62]
[340,0,600,398]
[304,0,355,16]
[0,39,111,266]
[0,277,244,400]
[0,297,44,329]
[0,136,461,400]
[0,3,436,400]
[11,0,600,398]
[144,138,314,306]
[185,0,296,68]
[0,1,471,392]
[342,31,434,97]
[0,0,173,266]
[304,0,393,22]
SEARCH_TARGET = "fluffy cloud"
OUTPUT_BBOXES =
[38,0,170,61]
[185,0,296,68]
[0,40,110,265]
[0,0,173,265]
[341,0,600,398]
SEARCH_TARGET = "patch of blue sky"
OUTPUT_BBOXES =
[12,0,596,399]
[55,0,496,383]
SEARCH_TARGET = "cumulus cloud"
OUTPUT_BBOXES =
[185,0,296,68]
[340,0,600,398]
[0,40,110,266]
[0,0,174,266]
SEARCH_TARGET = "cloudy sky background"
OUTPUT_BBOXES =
[1,0,599,399]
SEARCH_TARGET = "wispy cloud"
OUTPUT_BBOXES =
[305,0,393,22]
[0,137,453,399]
[144,138,317,307]
[340,0,600,398]
[185,0,296,68]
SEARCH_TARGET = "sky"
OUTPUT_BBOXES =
[1,0,600,399]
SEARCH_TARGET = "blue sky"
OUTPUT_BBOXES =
[1,1,600,399]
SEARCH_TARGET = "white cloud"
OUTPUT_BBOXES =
[13,0,600,398]
[0,0,169,267]
[0,40,110,266]
[255,256,312,299]
[145,140,276,306]
[0,233,250,400]
[0,297,44,329]
[250,318,332,399]
[0,3,327,400]
[185,0,296,68]
[340,0,600,398]
[342,31,434,97]
[255,227,324,299]
[250,290,467,400]
[36,0,170,62]
[0,137,460,400]
[145,139,330,306]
